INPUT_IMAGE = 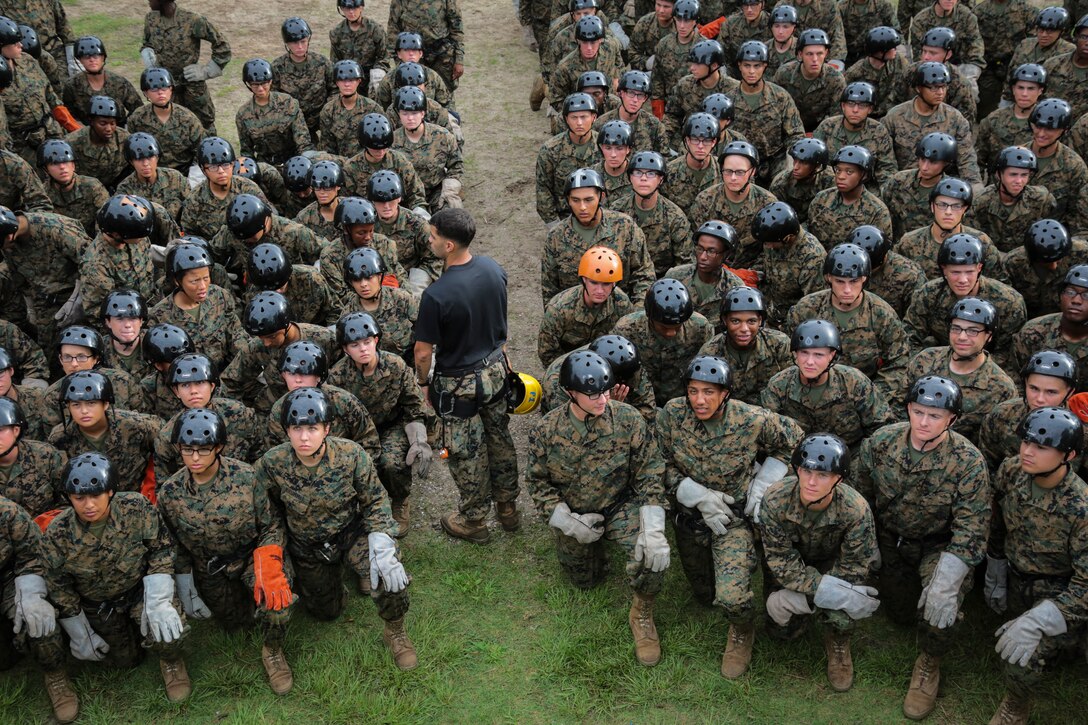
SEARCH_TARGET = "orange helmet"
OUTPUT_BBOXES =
[578,246,623,283]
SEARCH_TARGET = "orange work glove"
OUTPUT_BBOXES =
[1068,392,1088,423]
[140,455,157,506]
[52,105,82,132]
[34,509,62,532]
[381,273,400,288]
[651,99,665,119]
[253,545,294,611]
[725,265,760,287]
[699,17,725,38]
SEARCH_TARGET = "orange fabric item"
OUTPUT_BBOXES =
[1068,393,1088,423]
[34,509,62,532]
[699,17,725,38]
[382,273,400,288]
[651,99,665,119]
[726,266,759,287]
[140,456,157,506]
[253,545,294,611]
[52,105,82,132]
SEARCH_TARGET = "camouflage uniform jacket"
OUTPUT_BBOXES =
[235,92,314,166]
[43,367,148,428]
[978,397,1032,473]
[595,108,669,156]
[271,52,336,132]
[768,170,825,226]
[342,148,427,212]
[974,0,1034,65]
[538,284,634,366]
[0,317,48,380]
[339,286,419,356]
[0,149,52,212]
[3,211,85,308]
[48,409,160,493]
[904,276,1026,363]
[61,71,143,126]
[41,492,175,617]
[806,188,894,250]
[2,56,62,144]
[79,236,157,319]
[0,439,65,517]
[812,115,898,184]
[881,99,981,185]
[541,210,656,304]
[317,94,384,159]
[376,207,439,279]
[688,183,778,268]
[839,0,899,62]
[907,347,1017,442]
[975,106,1033,175]
[245,264,338,327]
[967,185,1058,254]
[1003,37,1074,101]
[1043,51,1088,120]
[612,309,713,405]
[319,234,408,303]
[540,346,658,422]
[549,48,627,115]
[909,4,986,67]
[2,0,73,61]
[756,229,827,323]
[392,122,462,200]
[4,385,51,443]
[293,201,338,244]
[154,397,264,480]
[629,12,672,70]
[610,190,692,275]
[729,80,806,168]
[773,62,847,132]
[179,176,272,241]
[220,323,338,415]
[843,54,911,118]
[662,155,719,222]
[1012,314,1088,392]
[148,285,244,372]
[760,478,878,592]
[542,23,625,83]
[0,496,46,582]
[385,0,466,65]
[141,7,231,80]
[1003,240,1088,320]
[663,263,744,322]
[210,214,326,275]
[45,174,108,237]
[1032,144,1088,236]
[880,168,946,241]
[124,103,206,172]
[867,250,927,318]
[64,125,130,190]
[895,224,1006,282]
[901,61,977,123]
[327,351,427,430]
[718,11,771,66]
[267,384,380,456]
[372,65,452,111]
[650,33,698,102]
[699,327,794,405]
[329,16,386,72]
[1068,114,1088,170]
[115,167,188,223]
[781,0,849,60]
[664,72,740,149]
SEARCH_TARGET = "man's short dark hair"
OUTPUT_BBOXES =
[431,208,476,248]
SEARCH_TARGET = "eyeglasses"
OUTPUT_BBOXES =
[180,446,216,457]
[694,244,724,257]
[721,168,751,177]
[687,137,716,147]
[630,170,661,179]
[933,201,966,211]
[204,162,232,172]
[1075,33,1088,41]
[949,324,985,338]
[1061,286,1088,300]
[621,90,648,101]
[58,354,93,364]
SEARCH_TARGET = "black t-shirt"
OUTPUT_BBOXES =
[415,254,509,371]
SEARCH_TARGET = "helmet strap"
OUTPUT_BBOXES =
[0,438,18,460]
[1032,456,1070,480]
[566,390,600,422]
[950,348,984,363]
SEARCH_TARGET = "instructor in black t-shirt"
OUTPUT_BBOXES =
[413,209,521,544]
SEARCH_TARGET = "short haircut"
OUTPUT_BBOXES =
[431,208,476,248]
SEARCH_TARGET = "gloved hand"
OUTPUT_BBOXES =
[411,206,431,221]
[634,505,670,572]
[369,67,387,89]
[544,104,560,119]
[744,457,788,524]
[959,62,982,81]
[187,164,206,189]
[302,149,320,160]
[546,218,563,233]
[404,421,433,477]
[59,611,109,661]
[20,377,47,390]
[150,244,168,265]
[448,116,464,145]
[368,532,409,593]
[624,0,636,18]
[814,574,880,620]
[64,43,83,77]
[548,501,604,544]
[53,281,83,326]
[140,47,158,70]
[676,476,735,535]
[253,545,294,611]
[140,573,184,644]
[52,105,81,132]
[995,599,1067,667]
[917,551,970,629]
[645,55,655,71]
[439,178,464,209]
[174,572,212,619]
[183,60,223,83]
[826,59,845,72]
[608,22,631,50]
[984,555,1008,614]
[13,574,56,638]
[766,588,813,626]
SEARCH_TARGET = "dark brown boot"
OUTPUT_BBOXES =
[383,617,419,671]
[44,670,78,723]
[392,499,411,538]
[721,623,755,679]
[262,645,294,695]
[903,652,942,720]
[629,592,661,666]
[823,631,854,692]
[441,512,490,544]
[988,692,1032,725]
[159,658,192,703]
[495,501,520,532]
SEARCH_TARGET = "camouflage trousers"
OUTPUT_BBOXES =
[672,507,757,623]
[762,558,854,640]
[289,534,409,623]
[81,594,189,668]
[553,499,667,595]
[191,558,291,648]
[977,62,1007,120]
[878,533,972,657]
[174,81,217,134]
[0,600,67,671]
[1001,570,1085,699]
[424,43,460,97]
[376,424,412,503]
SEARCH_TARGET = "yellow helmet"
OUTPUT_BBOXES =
[506,372,542,414]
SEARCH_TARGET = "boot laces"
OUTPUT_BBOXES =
[831,639,848,659]
[265,648,286,668]
[46,674,71,697]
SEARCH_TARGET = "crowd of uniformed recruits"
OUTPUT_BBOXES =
[0,0,1085,721]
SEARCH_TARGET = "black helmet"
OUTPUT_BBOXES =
[916,132,957,162]
[737,40,769,63]
[1029,98,1073,130]
[88,96,120,120]
[720,285,766,317]
[62,370,114,405]
[243,292,292,337]
[598,120,632,147]
[908,375,963,415]
[720,140,759,168]
[1065,264,1088,289]
[848,225,890,268]
[565,167,605,194]
[359,112,393,149]
[618,70,651,94]
[248,243,292,291]
[310,160,344,189]
[198,137,236,167]
[577,70,609,91]
[343,246,387,282]
[367,170,404,201]
[338,0,364,8]
[332,59,362,82]
[841,81,875,105]
[1035,6,1070,30]
[831,144,874,177]
[96,194,154,239]
[686,355,732,388]
[0,205,16,238]
[1018,406,1083,454]
[681,112,719,140]
[823,243,871,278]
[243,58,274,84]
[280,340,328,384]
[394,86,427,112]
[17,25,39,58]
[771,5,799,24]
[74,35,106,59]
[689,39,725,66]
[791,433,850,475]
[336,311,381,346]
[937,233,984,266]
[788,137,829,165]
[166,242,212,289]
[393,61,427,88]
[1024,219,1070,264]
[335,196,377,227]
[281,16,312,43]
[100,288,147,322]
[283,156,313,193]
[646,279,694,325]
[171,408,227,448]
[123,132,160,162]
[395,32,424,51]
[1009,63,1046,87]
[57,325,104,358]
[0,57,11,92]
[865,26,900,55]
[227,194,271,239]
[672,0,699,20]
[798,28,830,48]
[949,296,997,330]
[140,66,174,90]
[569,0,600,10]
[281,387,331,427]
[559,350,612,394]
[752,201,800,243]
[143,323,195,365]
[912,61,950,87]
[629,151,666,181]
[37,139,75,167]
[62,452,117,495]
[168,353,219,387]
[1078,13,1088,33]
[0,347,12,374]
[693,219,738,262]
[921,26,956,51]
[562,92,598,116]
[0,16,18,47]
[701,93,734,123]
[0,397,26,436]
[994,146,1037,174]
[929,176,972,205]
[588,335,640,381]
[791,319,842,352]
[1021,349,1078,388]
[575,15,605,41]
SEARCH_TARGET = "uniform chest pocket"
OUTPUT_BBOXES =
[279,485,312,519]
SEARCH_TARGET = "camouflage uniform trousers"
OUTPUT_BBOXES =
[271,53,335,138]
[190,559,291,647]
[171,82,217,134]
[772,62,847,133]
[375,423,412,504]
[672,511,756,622]
[80,593,188,668]
[0,584,66,671]
[124,103,206,173]
[287,534,409,623]
[553,499,666,595]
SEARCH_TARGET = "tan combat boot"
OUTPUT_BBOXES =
[43,670,78,723]
[383,617,419,671]
[495,501,520,532]
[629,592,661,666]
[440,512,490,544]
[262,645,294,695]
[392,499,411,538]
[159,658,192,703]
[823,631,854,692]
[988,692,1033,725]
[903,651,942,720]
[720,623,756,679]
[530,76,547,111]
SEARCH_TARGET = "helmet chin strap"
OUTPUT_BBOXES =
[567,390,602,422]
[951,349,984,362]
[1032,452,1072,479]
[917,415,956,453]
